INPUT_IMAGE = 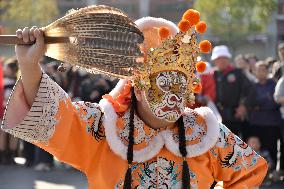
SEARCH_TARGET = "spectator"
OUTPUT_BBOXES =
[248,61,282,168]
[271,42,284,81]
[0,57,19,164]
[275,75,284,121]
[234,54,257,82]
[247,136,274,171]
[245,53,258,75]
[3,57,19,104]
[211,45,252,136]
[199,62,216,102]
[40,58,64,87]
[66,68,90,100]
[274,75,284,173]
[79,75,110,103]
[265,57,277,76]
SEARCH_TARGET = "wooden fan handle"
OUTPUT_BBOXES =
[0,35,70,45]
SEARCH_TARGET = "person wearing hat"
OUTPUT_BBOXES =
[234,54,257,83]
[211,45,253,137]
[1,8,267,189]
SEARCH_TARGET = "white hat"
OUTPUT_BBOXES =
[135,17,179,35]
[211,45,232,61]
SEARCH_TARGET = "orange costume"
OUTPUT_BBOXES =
[2,7,267,189]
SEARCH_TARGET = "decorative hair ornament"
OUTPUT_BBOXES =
[196,21,207,34]
[133,9,212,104]
[183,9,200,26]
[196,61,207,73]
[199,40,212,53]
[158,27,170,39]
[102,81,132,113]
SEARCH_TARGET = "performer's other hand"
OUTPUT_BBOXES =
[235,104,247,121]
[15,26,45,66]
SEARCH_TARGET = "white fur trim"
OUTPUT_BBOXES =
[135,17,179,35]
[163,107,220,158]
[109,79,128,98]
[99,99,164,163]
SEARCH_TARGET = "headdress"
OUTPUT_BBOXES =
[103,9,212,113]
[132,9,211,104]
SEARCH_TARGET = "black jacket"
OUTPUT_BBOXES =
[214,68,253,122]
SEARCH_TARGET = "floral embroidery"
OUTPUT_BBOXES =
[114,158,198,189]
[163,107,219,158]
[172,110,207,144]
[74,101,104,141]
[118,110,156,145]
[212,123,260,171]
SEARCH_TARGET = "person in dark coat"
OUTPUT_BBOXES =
[248,61,282,168]
[211,45,253,136]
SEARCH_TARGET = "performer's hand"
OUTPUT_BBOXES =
[14,26,43,107]
[15,26,45,66]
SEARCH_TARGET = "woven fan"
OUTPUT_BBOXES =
[0,5,144,78]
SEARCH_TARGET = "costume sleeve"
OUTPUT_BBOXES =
[209,123,268,189]
[1,73,104,172]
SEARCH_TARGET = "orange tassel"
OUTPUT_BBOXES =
[182,9,200,26]
[159,27,170,39]
[178,19,192,33]
[196,21,207,34]
[199,40,212,53]
[192,84,202,93]
[196,61,207,73]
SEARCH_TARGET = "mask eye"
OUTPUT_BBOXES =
[180,85,187,94]
[161,85,171,91]
[157,75,171,92]
[159,80,171,91]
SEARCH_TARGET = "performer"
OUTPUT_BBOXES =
[1,8,267,189]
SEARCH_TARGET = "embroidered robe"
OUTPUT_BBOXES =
[1,73,268,189]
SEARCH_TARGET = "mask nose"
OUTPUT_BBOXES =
[170,95,178,102]
[169,94,182,103]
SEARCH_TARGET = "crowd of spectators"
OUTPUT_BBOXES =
[198,43,284,184]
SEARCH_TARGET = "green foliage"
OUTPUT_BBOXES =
[194,0,276,45]
[0,0,59,33]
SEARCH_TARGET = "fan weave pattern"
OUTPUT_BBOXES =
[44,5,144,78]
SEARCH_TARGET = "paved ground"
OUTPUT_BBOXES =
[1,165,284,189]
[0,165,88,189]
